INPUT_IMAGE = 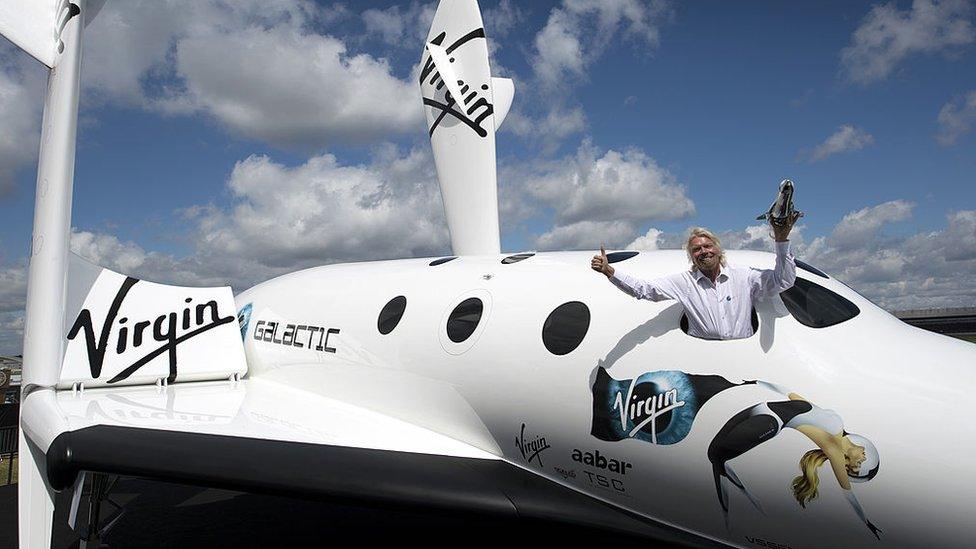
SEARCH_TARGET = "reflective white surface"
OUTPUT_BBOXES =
[45,376,499,460]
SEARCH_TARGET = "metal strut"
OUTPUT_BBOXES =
[70,472,125,548]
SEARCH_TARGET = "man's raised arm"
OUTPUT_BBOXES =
[591,245,678,302]
[752,212,799,298]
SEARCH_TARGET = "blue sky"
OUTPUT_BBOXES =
[1,0,975,354]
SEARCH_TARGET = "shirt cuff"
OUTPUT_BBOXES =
[775,240,791,255]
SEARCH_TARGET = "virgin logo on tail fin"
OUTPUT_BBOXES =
[61,262,246,389]
[419,0,504,256]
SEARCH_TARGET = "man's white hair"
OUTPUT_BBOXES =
[685,227,727,267]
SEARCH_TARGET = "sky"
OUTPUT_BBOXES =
[1,0,975,354]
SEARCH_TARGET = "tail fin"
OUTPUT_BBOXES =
[60,253,247,390]
[421,0,510,255]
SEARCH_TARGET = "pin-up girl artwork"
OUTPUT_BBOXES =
[708,381,881,539]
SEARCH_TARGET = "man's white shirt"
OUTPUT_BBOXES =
[609,241,796,340]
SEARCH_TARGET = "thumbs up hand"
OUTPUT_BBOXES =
[591,244,614,277]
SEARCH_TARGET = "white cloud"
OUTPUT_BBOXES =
[504,105,586,150]
[166,27,422,148]
[70,231,149,275]
[0,261,27,315]
[0,312,24,356]
[0,43,46,199]
[47,145,449,293]
[362,2,436,46]
[626,227,663,250]
[532,0,672,89]
[84,0,423,149]
[829,200,914,250]
[525,142,694,249]
[536,220,635,251]
[192,145,449,272]
[511,0,671,149]
[529,143,694,224]
[936,89,976,145]
[0,258,27,355]
[483,0,526,39]
[803,207,976,310]
[807,125,875,162]
[720,224,787,251]
[840,0,975,85]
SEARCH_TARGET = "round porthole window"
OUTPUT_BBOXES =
[439,290,493,355]
[377,295,407,335]
[542,301,590,355]
[447,298,483,343]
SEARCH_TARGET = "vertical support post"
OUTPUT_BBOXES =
[19,2,87,548]
[17,428,56,549]
[21,0,84,391]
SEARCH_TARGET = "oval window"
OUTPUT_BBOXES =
[447,298,484,343]
[501,253,535,264]
[377,296,407,335]
[606,251,639,263]
[542,301,591,355]
[780,278,860,328]
[429,256,457,266]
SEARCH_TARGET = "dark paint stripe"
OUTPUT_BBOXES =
[44,425,719,546]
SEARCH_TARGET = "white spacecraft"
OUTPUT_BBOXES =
[5,1,975,548]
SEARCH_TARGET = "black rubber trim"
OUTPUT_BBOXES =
[795,259,829,279]
[46,426,719,546]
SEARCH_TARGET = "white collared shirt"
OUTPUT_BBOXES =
[610,241,796,340]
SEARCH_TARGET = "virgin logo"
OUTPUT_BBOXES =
[67,277,235,384]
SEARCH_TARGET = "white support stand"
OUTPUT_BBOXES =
[17,430,57,549]
[19,1,87,548]
[21,0,85,391]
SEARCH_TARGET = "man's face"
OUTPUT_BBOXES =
[690,236,720,272]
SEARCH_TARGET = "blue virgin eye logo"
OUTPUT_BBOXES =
[237,303,252,341]
[591,367,754,445]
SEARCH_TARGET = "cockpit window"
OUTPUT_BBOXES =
[542,301,590,355]
[780,278,860,328]
[795,259,829,279]
[447,298,484,343]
